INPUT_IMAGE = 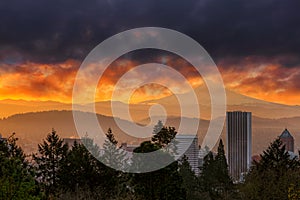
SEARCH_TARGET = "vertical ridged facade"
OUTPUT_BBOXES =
[176,135,199,175]
[226,111,252,181]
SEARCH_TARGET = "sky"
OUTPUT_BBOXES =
[1,0,300,105]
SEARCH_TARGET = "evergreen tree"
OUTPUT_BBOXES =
[58,139,111,199]
[59,141,101,191]
[0,133,41,199]
[201,151,216,196]
[153,120,164,135]
[288,183,300,200]
[200,140,235,200]
[241,138,300,200]
[152,125,177,148]
[178,155,202,200]
[102,128,127,170]
[151,121,178,157]
[130,141,162,172]
[100,128,129,199]
[81,135,102,159]
[131,125,185,200]
[33,129,68,198]
[215,139,234,199]
[259,138,298,170]
[131,141,185,200]
[214,140,232,190]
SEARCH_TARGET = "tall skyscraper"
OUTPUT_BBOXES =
[175,135,199,175]
[226,111,252,181]
[279,128,294,153]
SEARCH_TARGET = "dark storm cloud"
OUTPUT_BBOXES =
[1,0,300,65]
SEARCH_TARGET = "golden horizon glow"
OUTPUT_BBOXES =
[0,58,300,106]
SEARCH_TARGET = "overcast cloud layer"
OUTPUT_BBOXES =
[0,0,300,64]
[1,0,300,105]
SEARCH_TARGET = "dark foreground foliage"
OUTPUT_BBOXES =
[1,124,300,199]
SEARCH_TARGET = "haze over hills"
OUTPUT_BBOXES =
[0,99,74,119]
[1,86,300,121]
[140,115,300,155]
[0,86,299,155]
[0,110,150,153]
[141,86,300,120]
[0,110,299,155]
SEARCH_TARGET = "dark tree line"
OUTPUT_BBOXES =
[0,133,41,199]
[1,123,300,199]
[240,138,300,200]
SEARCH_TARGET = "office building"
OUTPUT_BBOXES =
[176,135,199,175]
[279,128,294,153]
[226,111,252,181]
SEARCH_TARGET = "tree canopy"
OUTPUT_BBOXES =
[1,127,299,200]
[0,133,41,199]
[241,138,300,200]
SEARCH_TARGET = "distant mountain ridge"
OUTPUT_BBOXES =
[140,86,300,119]
[0,110,299,155]
[1,86,300,120]
[0,110,149,153]
[1,85,300,152]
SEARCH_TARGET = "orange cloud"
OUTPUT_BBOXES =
[95,57,201,103]
[219,56,300,105]
[0,59,79,102]
[129,84,174,104]
[1,55,300,105]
